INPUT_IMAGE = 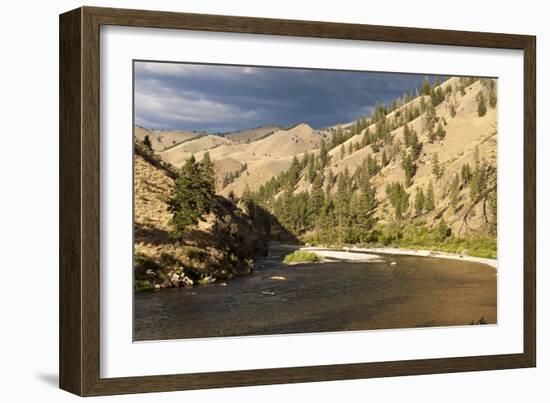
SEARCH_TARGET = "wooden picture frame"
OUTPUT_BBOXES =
[59,6,536,396]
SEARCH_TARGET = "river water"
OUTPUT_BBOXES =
[134,245,497,341]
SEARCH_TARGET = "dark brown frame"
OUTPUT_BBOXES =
[59,6,536,396]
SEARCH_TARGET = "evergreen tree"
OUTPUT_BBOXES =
[335,169,352,244]
[403,123,411,146]
[143,134,153,150]
[340,144,346,159]
[450,103,456,118]
[488,190,497,235]
[436,219,451,241]
[421,77,431,96]
[382,150,389,167]
[348,141,353,156]
[386,182,409,219]
[351,178,377,242]
[470,161,487,201]
[488,80,497,108]
[436,122,446,140]
[415,187,425,215]
[168,155,215,237]
[409,130,422,160]
[477,91,487,117]
[331,125,344,148]
[319,139,329,167]
[425,181,435,212]
[362,128,371,147]
[461,163,472,184]
[366,154,379,176]
[431,153,442,179]
[401,153,416,187]
[450,173,460,211]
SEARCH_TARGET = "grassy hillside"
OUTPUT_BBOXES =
[134,126,201,152]
[246,77,498,257]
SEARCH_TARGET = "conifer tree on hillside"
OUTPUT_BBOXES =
[386,182,409,219]
[431,153,443,179]
[436,121,446,141]
[477,91,487,117]
[415,187,426,215]
[425,181,435,212]
[450,173,460,211]
[403,123,412,147]
[401,153,416,187]
[350,178,377,242]
[143,134,153,150]
[461,163,473,184]
[382,150,389,167]
[319,138,329,168]
[362,128,371,147]
[307,156,316,183]
[409,130,422,160]
[335,169,352,245]
[488,191,497,235]
[488,80,497,108]
[168,155,215,237]
[421,77,431,96]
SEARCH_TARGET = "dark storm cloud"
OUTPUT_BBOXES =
[134,61,434,133]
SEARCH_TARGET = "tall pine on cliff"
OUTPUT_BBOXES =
[168,155,215,237]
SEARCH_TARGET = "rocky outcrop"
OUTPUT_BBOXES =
[134,140,268,291]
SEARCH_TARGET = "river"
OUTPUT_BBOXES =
[134,244,497,341]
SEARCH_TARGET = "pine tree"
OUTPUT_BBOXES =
[335,169,352,245]
[319,139,329,167]
[461,163,472,184]
[403,123,411,147]
[307,157,316,183]
[168,155,215,237]
[362,128,371,147]
[450,173,460,211]
[431,153,442,179]
[382,150,389,167]
[332,125,344,148]
[386,182,409,219]
[470,162,487,201]
[421,77,431,96]
[488,80,497,108]
[425,181,435,212]
[477,91,487,117]
[415,187,425,215]
[436,122,446,141]
[351,178,377,242]
[402,153,416,187]
[436,219,451,241]
[488,190,497,235]
[143,134,153,150]
[340,144,346,159]
[409,130,422,160]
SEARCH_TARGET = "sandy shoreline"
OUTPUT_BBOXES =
[299,245,497,270]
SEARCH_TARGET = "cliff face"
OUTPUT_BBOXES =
[133,142,268,291]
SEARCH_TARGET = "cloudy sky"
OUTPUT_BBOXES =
[134,61,435,133]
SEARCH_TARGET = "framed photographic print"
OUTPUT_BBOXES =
[59,6,536,396]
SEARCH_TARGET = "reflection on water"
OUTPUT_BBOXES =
[134,246,496,341]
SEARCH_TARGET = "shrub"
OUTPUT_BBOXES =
[283,251,322,264]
